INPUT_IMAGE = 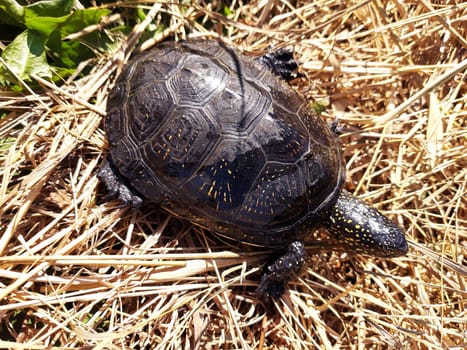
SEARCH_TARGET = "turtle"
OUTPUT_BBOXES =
[98,39,408,302]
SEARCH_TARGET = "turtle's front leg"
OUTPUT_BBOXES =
[258,48,302,81]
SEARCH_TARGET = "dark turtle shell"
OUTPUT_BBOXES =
[105,39,345,247]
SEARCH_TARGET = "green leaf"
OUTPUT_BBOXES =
[24,13,70,37]
[0,0,74,31]
[47,8,113,68]
[222,5,233,16]
[0,0,73,28]
[60,8,111,36]
[0,0,24,26]
[0,137,15,151]
[0,3,113,83]
[0,30,52,85]
[24,0,73,18]
[22,0,75,37]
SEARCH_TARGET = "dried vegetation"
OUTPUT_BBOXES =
[0,1,466,349]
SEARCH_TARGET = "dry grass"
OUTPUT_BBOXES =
[0,1,466,349]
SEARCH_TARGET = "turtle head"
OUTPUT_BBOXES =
[321,190,408,257]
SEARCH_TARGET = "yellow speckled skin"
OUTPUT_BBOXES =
[321,190,407,257]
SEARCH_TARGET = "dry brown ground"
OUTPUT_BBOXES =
[0,1,466,349]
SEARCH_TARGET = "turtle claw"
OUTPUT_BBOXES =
[258,48,303,81]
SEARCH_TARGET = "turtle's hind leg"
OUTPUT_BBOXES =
[97,158,143,208]
[256,241,306,305]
